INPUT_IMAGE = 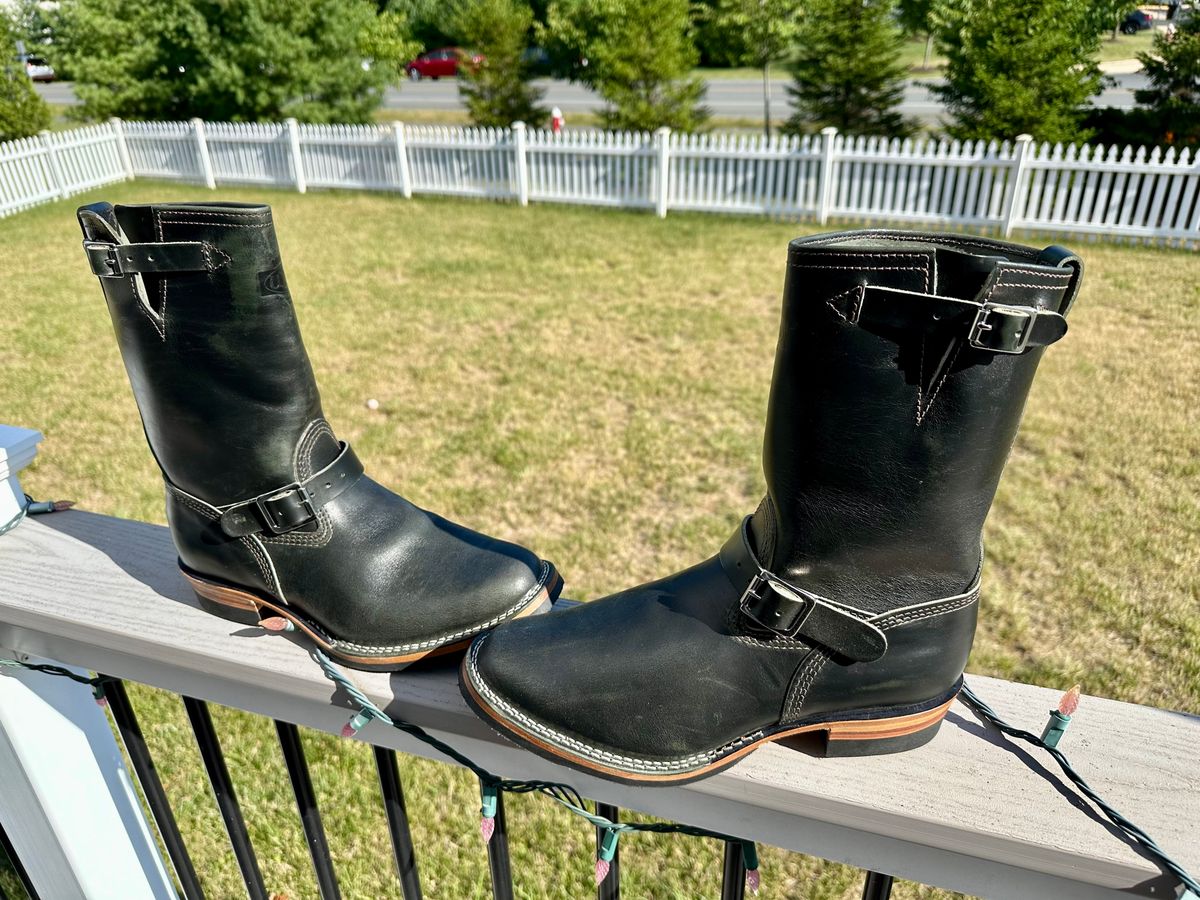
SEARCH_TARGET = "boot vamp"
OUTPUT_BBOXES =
[264,476,547,645]
[470,556,807,759]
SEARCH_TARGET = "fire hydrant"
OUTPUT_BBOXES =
[551,106,565,134]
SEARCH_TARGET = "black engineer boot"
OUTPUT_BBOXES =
[462,230,1081,783]
[78,201,561,671]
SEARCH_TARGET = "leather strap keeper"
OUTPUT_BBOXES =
[719,518,888,663]
[217,443,364,537]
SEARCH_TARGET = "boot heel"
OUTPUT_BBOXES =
[820,698,953,758]
[183,569,264,627]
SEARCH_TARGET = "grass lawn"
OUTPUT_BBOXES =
[1,184,1197,899]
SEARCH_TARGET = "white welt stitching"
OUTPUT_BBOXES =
[315,562,552,654]
[467,637,766,771]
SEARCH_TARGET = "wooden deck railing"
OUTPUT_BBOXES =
[0,510,1197,900]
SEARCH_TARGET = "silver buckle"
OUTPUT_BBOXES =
[968,304,1035,354]
[254,483,316,535]
[84,241,123,277]
[738,571,817,637]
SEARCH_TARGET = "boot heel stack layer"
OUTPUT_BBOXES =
[818,696,954,758]
[188,574,264,628]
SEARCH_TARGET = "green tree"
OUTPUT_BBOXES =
[0,12,51,142]
[1088,0,1137,41]
[450,0,546,127]
[389,0,456,51]
[896,0,936,69]
[931,0,1103,143]
[783,0,912,137]
[541,0,708,132]
[58,0,418,123]
[1133,15,1200,145]
[704,0,803,137]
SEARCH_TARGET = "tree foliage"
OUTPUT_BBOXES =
[783,0,912,137]
[931,0,1103,143]
[1132,14,1200,145]
[0,12,51,142]
[697,0,802,69]
[896,0,935,35]
[703,0,802,133]
[1086,0,1137,39]
[541,0,708,132]
[58,0,418,123]
[450,0,546,127]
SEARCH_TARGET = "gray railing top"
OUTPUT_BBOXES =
[0,510,1196,900]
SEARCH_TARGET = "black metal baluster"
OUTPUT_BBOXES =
[862,871,894,900]
[373,747,423,899]
[482,783,514,900]
[594,803,619,900]
[104,679,204,900]
[720,841,746,900]
[274,721,340,900]
[183,696,267,900]
[0,817,39,900]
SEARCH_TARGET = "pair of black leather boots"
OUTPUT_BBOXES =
[78,201,1081,785]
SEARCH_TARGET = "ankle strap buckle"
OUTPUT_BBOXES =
[216,442,364,538]
[738,571,818,638]
[968,304,1036,354]
[253,483,318,535]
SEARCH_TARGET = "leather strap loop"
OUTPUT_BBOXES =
[84,240,211,278]
[218,443,364,537]
[718,518,887,663]
[828,283,1068,355]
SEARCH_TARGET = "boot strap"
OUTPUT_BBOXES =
[829,283,1068,355]
[719,518,887,663]
[216,443,364,537]
[84,240,212,278]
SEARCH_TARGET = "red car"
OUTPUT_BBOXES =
[405,47,484,81]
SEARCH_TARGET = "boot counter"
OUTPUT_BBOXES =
[164,484,279,600]
[782,593,979,723]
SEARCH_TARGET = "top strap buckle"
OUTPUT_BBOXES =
[738,571,818,638]
[968,304,1037,354]
[84,242,123,277]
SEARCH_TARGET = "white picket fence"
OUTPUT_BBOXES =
[3,116,1200,245]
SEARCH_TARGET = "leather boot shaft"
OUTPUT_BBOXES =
[754,232,1082,610]
[78,202,333,505]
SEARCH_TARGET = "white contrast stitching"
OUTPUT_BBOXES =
[467,637,766,771]
[316,561,551,654]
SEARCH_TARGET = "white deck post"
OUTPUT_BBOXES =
[817,126,839,225]
[0,656,178,899]
[654,127,671,218]
[511,121,529,206]
[1003,134,1034,237]
[190,118,216,190]
[38,131,67,198]
[391,122,413,198]
[109,117,135,180]
[285,118,306,194]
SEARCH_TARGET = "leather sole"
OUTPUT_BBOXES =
[461,642,958,784]
[182,563,561,672]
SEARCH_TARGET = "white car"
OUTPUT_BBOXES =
[24,57,55,83]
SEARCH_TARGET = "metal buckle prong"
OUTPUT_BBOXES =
[84,241,123,277]
[254,483,316,535]
[738,571,817,638]
[968,303,1035,354]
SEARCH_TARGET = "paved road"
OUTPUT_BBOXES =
[39,74,1149,125]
